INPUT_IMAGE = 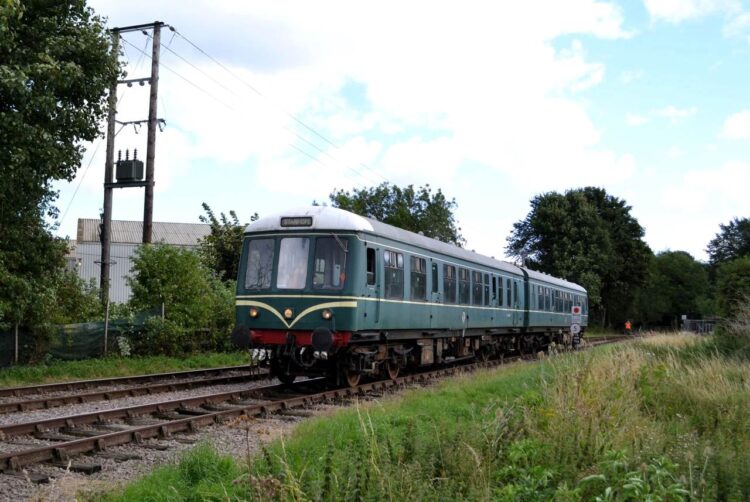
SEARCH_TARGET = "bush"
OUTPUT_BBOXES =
[126,244,235,357]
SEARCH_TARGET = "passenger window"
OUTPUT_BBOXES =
[410,256,427,301]
[443,265,456,303]
[471,271,483,306]
[506,278,512,308]
[513,281,519,308]
[484,274,490,306]
[431,263,438,293]
[492,277,497,303]
[537,286,544,310]
[366,248,375,285]
[384,250,404,299]
[459,268,470,304]
[545,288,551,311]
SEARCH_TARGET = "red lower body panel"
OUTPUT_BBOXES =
[250,330,351,347]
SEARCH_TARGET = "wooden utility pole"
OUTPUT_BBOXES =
[100,29,119,304]
[99,22,165,304]
[142,22,162,244]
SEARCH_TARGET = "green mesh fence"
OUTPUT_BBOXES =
[0,310,156,368]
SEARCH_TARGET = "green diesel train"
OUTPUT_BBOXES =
[232,206,588,386]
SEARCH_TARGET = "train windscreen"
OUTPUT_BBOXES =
[244,238,274,290]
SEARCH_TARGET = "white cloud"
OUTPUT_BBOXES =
[643,0,741,23]
[667,145,683,158]
[722,110,750,139]
[653,105,698,122]
[724,11,750,44]
[620,70,644,84]
[626,113,649,126]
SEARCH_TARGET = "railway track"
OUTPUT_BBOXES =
[0,370,267,415]
[0,336,629,479]
[0,364,262,399]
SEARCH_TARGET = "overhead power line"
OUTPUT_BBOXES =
[171,28,389,184]
[127,33,382,184]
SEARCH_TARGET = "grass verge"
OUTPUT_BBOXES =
[0,352,250,388]
[98,329,750,501]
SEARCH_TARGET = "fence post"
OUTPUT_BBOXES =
[14,322,19,363]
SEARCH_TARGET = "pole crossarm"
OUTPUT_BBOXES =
[111,21,166,34]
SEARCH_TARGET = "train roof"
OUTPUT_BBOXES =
[245,206,586,293]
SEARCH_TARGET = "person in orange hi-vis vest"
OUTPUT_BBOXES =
[625,320,632,336]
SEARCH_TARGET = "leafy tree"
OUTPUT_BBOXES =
[635,251,710,327]
[49,271,102,324]
[127,244,234,355]
[707,217,750,265]
[506,187,651,326]
[0,0,119,327]
[198,203,258,281]
[716,257,750,317]
[328,182,464,246]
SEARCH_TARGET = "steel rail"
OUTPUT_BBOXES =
[0,371,269,415]
[0,364,261,398]
[0,380,305,439]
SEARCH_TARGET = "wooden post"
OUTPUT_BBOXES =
[142,22,161,244]
[14,322,19,363]
[100,30,119,305]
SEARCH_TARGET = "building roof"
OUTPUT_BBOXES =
[77,219,211,246]
[245,206,586,293]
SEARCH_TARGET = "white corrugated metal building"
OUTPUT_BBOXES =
[66,219,211,303]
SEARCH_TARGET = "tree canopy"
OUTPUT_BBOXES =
[0,0,118,327]
[707,217,750,265]
[635,251,710,327]
[328,183,464,246]
[198,203,258,282]
[716,257,750,317]
[506,187,651,326]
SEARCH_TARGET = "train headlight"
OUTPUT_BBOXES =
[249,307,259,318]
[321,309,333,320]
[284,308,294,319]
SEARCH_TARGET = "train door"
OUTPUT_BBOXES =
[429,260,440,329]
[364,247,380,324]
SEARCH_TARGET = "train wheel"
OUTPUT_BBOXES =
[386,360,400,380]
[344,369,361,387]
[478,347,491,362]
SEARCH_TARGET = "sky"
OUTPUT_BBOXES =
[54,0,750,262]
